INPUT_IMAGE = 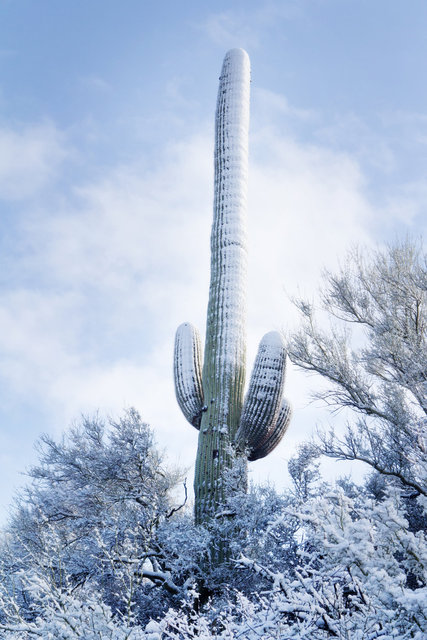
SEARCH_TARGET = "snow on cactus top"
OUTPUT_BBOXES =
[214,48,250,235]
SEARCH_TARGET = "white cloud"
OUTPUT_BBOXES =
[0,290,82,402]
[0,122,67,200]
[247,128,373,335]
[314,112,397,175]
[201,11,261,50]
[377,179,427,233]
[78,75,112,93]
[200,3,304,49]
[253,87,316,123]
[31,134,211,292]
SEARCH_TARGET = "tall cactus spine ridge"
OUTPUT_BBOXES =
[174,49,292,548]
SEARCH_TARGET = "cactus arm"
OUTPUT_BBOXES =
[173,323,204,429]
[235,331,287,453]
[194,49,251,526]
[248,397,292,461]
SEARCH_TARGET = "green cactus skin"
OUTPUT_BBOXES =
[173,49,292,549]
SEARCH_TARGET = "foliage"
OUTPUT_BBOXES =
[288,239,426,499]
[0,409,192,630]
[158,483,426,639]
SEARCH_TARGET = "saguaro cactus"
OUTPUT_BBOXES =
[174,49,292,537]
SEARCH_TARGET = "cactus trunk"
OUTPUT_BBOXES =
[173,49,292,565]
[194,49,250,528]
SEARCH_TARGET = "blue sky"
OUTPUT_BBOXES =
[0,0,426,521]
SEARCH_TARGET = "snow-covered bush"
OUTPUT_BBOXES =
[156,482,426,639]
[236,484,427,638]
[0,409,191,628]
[0,579,147,639]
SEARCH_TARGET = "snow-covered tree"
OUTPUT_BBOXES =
[0,409,195,630]
[288,239,426,500]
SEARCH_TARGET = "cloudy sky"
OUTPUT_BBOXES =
[0,0,426,521]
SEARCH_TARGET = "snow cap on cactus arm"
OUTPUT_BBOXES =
[173,322,204,429]
[235,331,288,455]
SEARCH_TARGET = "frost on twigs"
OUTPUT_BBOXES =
[288,239,427,496]
[174,322,204,429]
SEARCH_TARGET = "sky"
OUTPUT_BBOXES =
[0,0,426,522]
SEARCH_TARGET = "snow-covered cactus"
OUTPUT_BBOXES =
[174,49,292,537]
[235,331,291,461]
[174,323,204,428]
